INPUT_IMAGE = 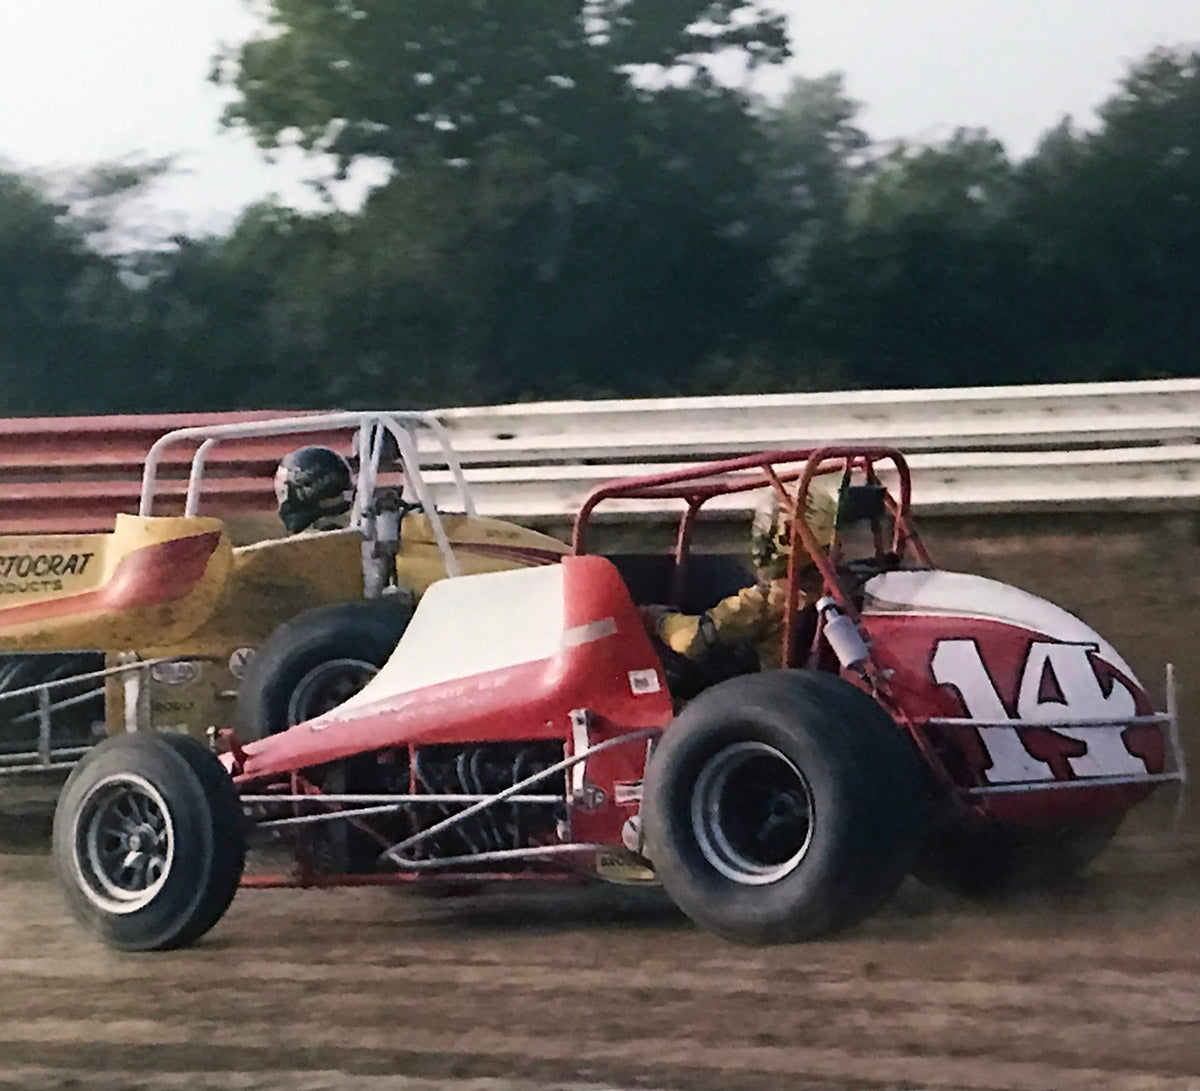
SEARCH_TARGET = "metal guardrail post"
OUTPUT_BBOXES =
[37,687,52,767]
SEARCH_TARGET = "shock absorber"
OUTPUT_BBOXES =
[362,488,403,599]
[816,596,870,672]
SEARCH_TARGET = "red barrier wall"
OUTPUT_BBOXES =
[0,411,353,533]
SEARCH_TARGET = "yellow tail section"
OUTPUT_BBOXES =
[0,515,233,651]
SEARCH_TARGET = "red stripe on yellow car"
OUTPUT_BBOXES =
[452,542,565,566]
[0,532,221,626]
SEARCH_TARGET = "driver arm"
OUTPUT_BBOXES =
[648,565,824,663]
[653,583,776,659]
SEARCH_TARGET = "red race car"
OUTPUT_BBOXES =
[51,447,1186,950]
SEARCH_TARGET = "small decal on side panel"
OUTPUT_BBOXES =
[628,669,661,695]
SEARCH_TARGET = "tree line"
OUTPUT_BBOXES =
[3,2,1199,415]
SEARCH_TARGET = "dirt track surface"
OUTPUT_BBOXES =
[4,825,1200,1091]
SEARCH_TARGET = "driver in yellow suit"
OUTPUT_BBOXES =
[646,484,839,673]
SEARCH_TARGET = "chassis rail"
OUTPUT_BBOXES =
[237,726,660,879]
[0,656,213,776]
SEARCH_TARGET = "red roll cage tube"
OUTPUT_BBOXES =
[571,446,931,671]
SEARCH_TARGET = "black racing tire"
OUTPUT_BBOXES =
[234,599,413,742]
[916,814,1123,899]
[642,670,926,944]
[155,732,247,938]
[52,732,245,952]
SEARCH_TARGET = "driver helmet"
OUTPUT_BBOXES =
[274,446,353,533]
[748,483,838,580]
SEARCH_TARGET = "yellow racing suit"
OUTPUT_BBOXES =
[652,565,824,672]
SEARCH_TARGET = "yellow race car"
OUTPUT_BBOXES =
[0,411,567,768]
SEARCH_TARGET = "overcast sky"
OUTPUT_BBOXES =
[2,0,1199,238]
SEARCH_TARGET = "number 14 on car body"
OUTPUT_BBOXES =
[930,639,1149,783]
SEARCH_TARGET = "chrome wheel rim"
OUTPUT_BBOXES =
[287,658,378,725]
[691,741,814,885]
[72,774,175,914]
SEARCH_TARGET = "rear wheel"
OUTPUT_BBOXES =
[234,599,413,741]
[643,670,925,944]
[52,732,245,951]
[916,815,1123,898]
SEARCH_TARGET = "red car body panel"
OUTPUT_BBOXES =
[236,554,673,779]
[860,570,1166,824]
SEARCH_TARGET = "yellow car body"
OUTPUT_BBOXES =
[0,411,568,746]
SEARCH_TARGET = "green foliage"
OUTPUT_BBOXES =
[4,35,1200,416]
[1011,49,1200,380]
[214,0,788,173]
[784,50,1200,389]
[0,171,143,414]
[209,0,791,404]
[793,129,1038,389]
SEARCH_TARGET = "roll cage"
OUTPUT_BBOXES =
[571,446,929,670]
[139,410,476,577]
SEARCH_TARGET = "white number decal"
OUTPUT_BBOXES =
[931,640,1052,782]
[931,639,1146,783]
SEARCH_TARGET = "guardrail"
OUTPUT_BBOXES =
[0,379,1198,533]
[431,378,1200,462]
[419,443,1200,520]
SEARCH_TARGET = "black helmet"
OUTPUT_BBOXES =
[274,446,352,533]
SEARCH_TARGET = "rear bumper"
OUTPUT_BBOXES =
[926,664,1187,824]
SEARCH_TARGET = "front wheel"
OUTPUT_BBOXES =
[52,732,245,951]
[642,670,926,944]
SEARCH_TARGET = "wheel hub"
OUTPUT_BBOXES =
[287,657,379,726]
[691,741,815,886]
[71,774,175,915]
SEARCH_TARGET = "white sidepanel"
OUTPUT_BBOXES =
[862,569,1137,682]
[335,564,566,712]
